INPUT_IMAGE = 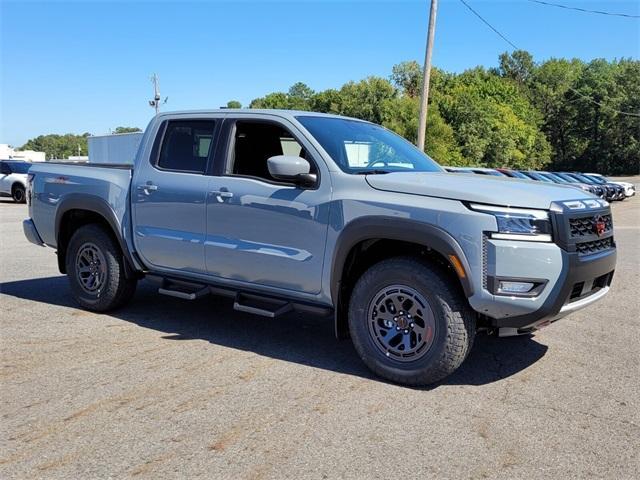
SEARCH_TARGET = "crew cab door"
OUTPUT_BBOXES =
[205,116,331,294]
[131,117,221,274]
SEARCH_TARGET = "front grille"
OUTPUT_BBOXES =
[569,214,612,238]
[576,237,614,256]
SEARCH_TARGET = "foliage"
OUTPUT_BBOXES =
[113,126,142,134]
[226,100,242,109]
[21,133,90,159]
[247,52,638,174]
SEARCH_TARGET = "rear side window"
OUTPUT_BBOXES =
[157,120,216,173]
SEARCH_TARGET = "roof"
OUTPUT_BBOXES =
[155,109,370,123]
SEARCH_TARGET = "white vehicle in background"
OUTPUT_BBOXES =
[584,173,636,198]
[0,160,31,203]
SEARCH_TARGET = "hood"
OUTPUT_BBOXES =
[365,172,592,209]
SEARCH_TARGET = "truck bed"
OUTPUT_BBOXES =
[28,162,133,248]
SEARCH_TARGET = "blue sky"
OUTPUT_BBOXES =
[1,0,638,147]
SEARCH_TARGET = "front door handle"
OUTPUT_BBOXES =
[137,183,159,194]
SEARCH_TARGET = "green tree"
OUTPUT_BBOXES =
[21,133,91,159]
[391,61,423,98]
[226,100,242,109]
[113,126,142,134]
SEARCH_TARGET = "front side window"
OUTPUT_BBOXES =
[229,121,315,183]
[297,116,443,174]
[157,120,216,173]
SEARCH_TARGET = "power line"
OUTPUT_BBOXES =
[525,0,640,19]
[457,0,640,118]
[458,0,518,49]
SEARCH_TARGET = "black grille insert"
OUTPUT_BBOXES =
[576,237,614,256]
[569,214,612,238]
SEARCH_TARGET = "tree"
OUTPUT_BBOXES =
[498,50,536,86]
[391,61,423,98]
[21,133,91,159]
[226,100,242,109]
[113,126,142,134]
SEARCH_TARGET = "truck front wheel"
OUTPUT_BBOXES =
[348,257,475,386]
[65,224,137,312]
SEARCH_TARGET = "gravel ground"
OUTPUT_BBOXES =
[1,184,639,479]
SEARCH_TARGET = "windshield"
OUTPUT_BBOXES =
[475,169,504,176]
[571,173,596,184]
[524,171,552,182]
[506,170,529,179]
[555,172,581,183]
[296,116,443,174]
[5,162,31,174]
[539,172,565,183]
[585,175,605,184]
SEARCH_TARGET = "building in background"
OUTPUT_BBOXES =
[88,132,143,164]
[0,144,46,162]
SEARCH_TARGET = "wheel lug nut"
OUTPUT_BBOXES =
[404,329,409,334]
[410,323,414,328]
[396,327,400,331]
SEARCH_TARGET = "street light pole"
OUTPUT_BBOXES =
[417,0,439,152]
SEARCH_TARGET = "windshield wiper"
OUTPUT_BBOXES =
[352,169,391,175]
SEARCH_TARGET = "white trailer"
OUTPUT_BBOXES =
[88,132,143,165]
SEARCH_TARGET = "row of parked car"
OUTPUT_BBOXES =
[444,167,635,201]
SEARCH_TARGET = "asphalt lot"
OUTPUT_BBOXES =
[1,181,639,479]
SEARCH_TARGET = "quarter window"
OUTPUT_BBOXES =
[157,120,216,173]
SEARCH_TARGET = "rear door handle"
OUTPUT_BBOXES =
[211,190,233,201]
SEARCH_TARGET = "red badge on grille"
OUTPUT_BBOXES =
[594,215,606,237]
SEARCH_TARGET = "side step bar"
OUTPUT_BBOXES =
[158,287,209,301]
[233,293,292,318]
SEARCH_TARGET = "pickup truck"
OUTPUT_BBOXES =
[23,110,617,386]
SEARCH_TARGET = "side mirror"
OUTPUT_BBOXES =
[267,155,317,186]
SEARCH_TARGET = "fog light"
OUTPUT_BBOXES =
[498,281,535,294]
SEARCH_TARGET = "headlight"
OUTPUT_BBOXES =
[469,204,552,242]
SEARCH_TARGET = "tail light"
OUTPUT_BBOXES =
[26,173,35,206]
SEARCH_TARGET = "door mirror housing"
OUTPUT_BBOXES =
[267,155,317,186]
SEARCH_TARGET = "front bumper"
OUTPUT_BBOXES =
[469,200,616,332]
[23,218,45,246]
[491,247,615,331]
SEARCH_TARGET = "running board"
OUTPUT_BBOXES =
[157,278,209,301]
[233,293,292,318]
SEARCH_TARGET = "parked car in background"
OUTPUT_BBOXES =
[549,172,605,198]
[495,168,531,180]
[22,110,616,386]
[0,160,31,203]
[445,167,506,177]
[584,173,635,198]
[564,172,623,201]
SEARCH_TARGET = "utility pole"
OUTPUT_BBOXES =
[149,73,161,116]
[417,0,438,152]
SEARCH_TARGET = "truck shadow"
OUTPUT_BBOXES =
[0,276,548,388]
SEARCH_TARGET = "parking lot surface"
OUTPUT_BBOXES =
[1,182,639,479]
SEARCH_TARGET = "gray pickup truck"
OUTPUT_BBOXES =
[23,110,616,385]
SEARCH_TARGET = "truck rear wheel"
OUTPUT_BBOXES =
[65,224,137,312]
[348,257,475,386]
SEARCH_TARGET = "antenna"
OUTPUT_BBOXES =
[149,73,165,116]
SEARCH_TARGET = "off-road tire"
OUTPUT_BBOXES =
[12,184,25,203]
[65,224,137,312]
[348,256,475,386]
